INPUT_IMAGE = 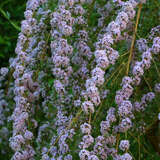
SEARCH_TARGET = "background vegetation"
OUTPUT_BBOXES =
[0,0,160,159]
[0,0,27,67]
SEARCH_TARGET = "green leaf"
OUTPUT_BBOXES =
[0,7,21,31]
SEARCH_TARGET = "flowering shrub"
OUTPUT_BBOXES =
[0,0,160,159]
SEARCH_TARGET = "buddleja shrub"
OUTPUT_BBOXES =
[0,0,160,159]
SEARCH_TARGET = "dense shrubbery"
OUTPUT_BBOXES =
[0,0,160,159]
[0,0,27,67]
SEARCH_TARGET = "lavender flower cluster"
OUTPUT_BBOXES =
[1,0,160,159]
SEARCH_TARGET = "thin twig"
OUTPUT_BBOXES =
[92,62,126,122]
[47,109,83,155]
[89,111,92,124]
[111,66,124,86]
[143,75,152,92]
[152,57,160,79]
[104,61,126,87]
[126,3,142,75]
[129,132,150,155]
[116,133,120,151]
[138,135,141,160]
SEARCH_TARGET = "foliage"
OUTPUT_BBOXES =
[0,0,160,160]
[0,0,26,67]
